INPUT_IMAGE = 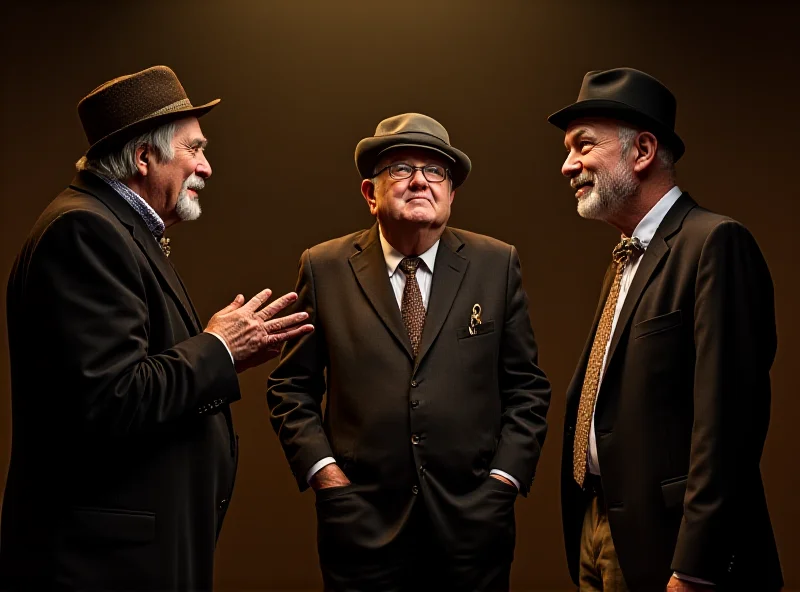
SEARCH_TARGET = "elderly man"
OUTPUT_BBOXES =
[268,113,551,591]
[551,68,783,591]
[0,66,313,590]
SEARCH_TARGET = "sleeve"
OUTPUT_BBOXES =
[671,221,777,579]
[25,210,240,437]
[489,245,552,495]
[267,248,332,491]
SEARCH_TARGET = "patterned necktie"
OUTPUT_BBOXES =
[399,257,426,358]
[573,236,643,487]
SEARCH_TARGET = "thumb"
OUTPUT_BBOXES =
[218,293,245,315]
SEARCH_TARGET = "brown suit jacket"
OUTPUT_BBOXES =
[561,193,782,591]
[268,224,550,551]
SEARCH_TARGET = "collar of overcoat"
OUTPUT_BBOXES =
[69,171,203,334]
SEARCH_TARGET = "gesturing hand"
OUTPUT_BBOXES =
[205,288,314,373]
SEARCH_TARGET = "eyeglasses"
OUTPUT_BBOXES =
[373,162,450,183]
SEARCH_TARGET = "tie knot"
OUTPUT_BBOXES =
[399,257,422,277]
[612,236,643,267]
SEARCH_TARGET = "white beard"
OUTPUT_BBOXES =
[175,174,204,221]
[576,158,639,222]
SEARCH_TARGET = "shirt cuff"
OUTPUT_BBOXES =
[206,331,234,365]
[490,469,520,490]
[674,572,715,586]
[306,457,337,484]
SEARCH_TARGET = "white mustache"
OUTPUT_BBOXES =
[183,174,205,192]
[570,172,594,190]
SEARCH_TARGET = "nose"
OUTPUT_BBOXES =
[561,151,581,178]
[196,150,212,179]
[408,168,429,190]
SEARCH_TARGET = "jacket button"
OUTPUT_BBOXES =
[410,400,419,409]
[411,485,419,495]
[218,498,228,510]
[410,380,418,388]
[411,434,421,445]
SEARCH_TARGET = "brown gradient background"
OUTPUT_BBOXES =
[1,1,798,590]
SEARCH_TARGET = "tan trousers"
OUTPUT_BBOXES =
[579,492,629,591]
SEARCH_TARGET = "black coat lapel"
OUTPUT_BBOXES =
[415,228,468,370]
[603,193,697,370]
[69,172,202,335]
[349,224,414,360]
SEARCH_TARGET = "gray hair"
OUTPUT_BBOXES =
[618,124,675,175]
[75,121,177,180]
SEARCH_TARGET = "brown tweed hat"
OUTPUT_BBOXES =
[355,113,471,188]
[78,65,220,158]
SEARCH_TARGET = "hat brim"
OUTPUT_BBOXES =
[355,132,472,188]
[85,99,220,158]
[548,99,685,161]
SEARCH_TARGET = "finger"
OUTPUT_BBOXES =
[266,323,314,344]
[264,311,309,333]
[257,291,298,321]
[217,294,245,315]
[242,288,273,313]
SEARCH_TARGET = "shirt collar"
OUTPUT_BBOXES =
[631,185,682,249]
[378,226,439,277]
[95,173,165,238]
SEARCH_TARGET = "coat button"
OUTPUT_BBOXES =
[410,380,418,388]
[410,400,419,409]
[411,434,420,445]
[218,499,228,510]
[411,485,419,495]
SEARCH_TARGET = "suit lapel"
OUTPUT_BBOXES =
[603,192,697,371]
[349,224,414,360]
[69,172,202,335]
[415,228,467,370]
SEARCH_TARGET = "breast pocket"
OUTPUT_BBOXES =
[633,310,682,339]
[456,320,496,340]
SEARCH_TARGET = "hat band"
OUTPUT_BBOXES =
[146,98,192,118]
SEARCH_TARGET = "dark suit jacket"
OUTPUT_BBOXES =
[0,171,241,591]
[561,193,783,591]
[268,224,550,549]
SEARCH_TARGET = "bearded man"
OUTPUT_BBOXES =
[0,65,313,590]
[550,68,782,591]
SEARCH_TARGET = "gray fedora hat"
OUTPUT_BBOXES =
[78,65,220,158]
[548,67,685,160]
[355,113,472,188]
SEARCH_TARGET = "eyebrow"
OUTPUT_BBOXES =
[188,137,208,149]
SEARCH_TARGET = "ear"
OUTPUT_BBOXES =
[361,179,378,216]
[448,188,456,205]
[135,144,150,177]
[632,131,658,174]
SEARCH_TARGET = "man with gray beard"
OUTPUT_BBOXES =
[0,66,313,590]
[549,68,782,591]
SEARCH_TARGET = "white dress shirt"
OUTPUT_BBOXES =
[587,185,682,475]
[308,227,521,490]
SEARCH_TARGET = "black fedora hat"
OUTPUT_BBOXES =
[78,65,220,158]
[548,67,685,160]
[355,113,472,188]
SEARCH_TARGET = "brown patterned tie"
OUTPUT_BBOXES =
[399,257,426,358]
[573,236,643,487]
